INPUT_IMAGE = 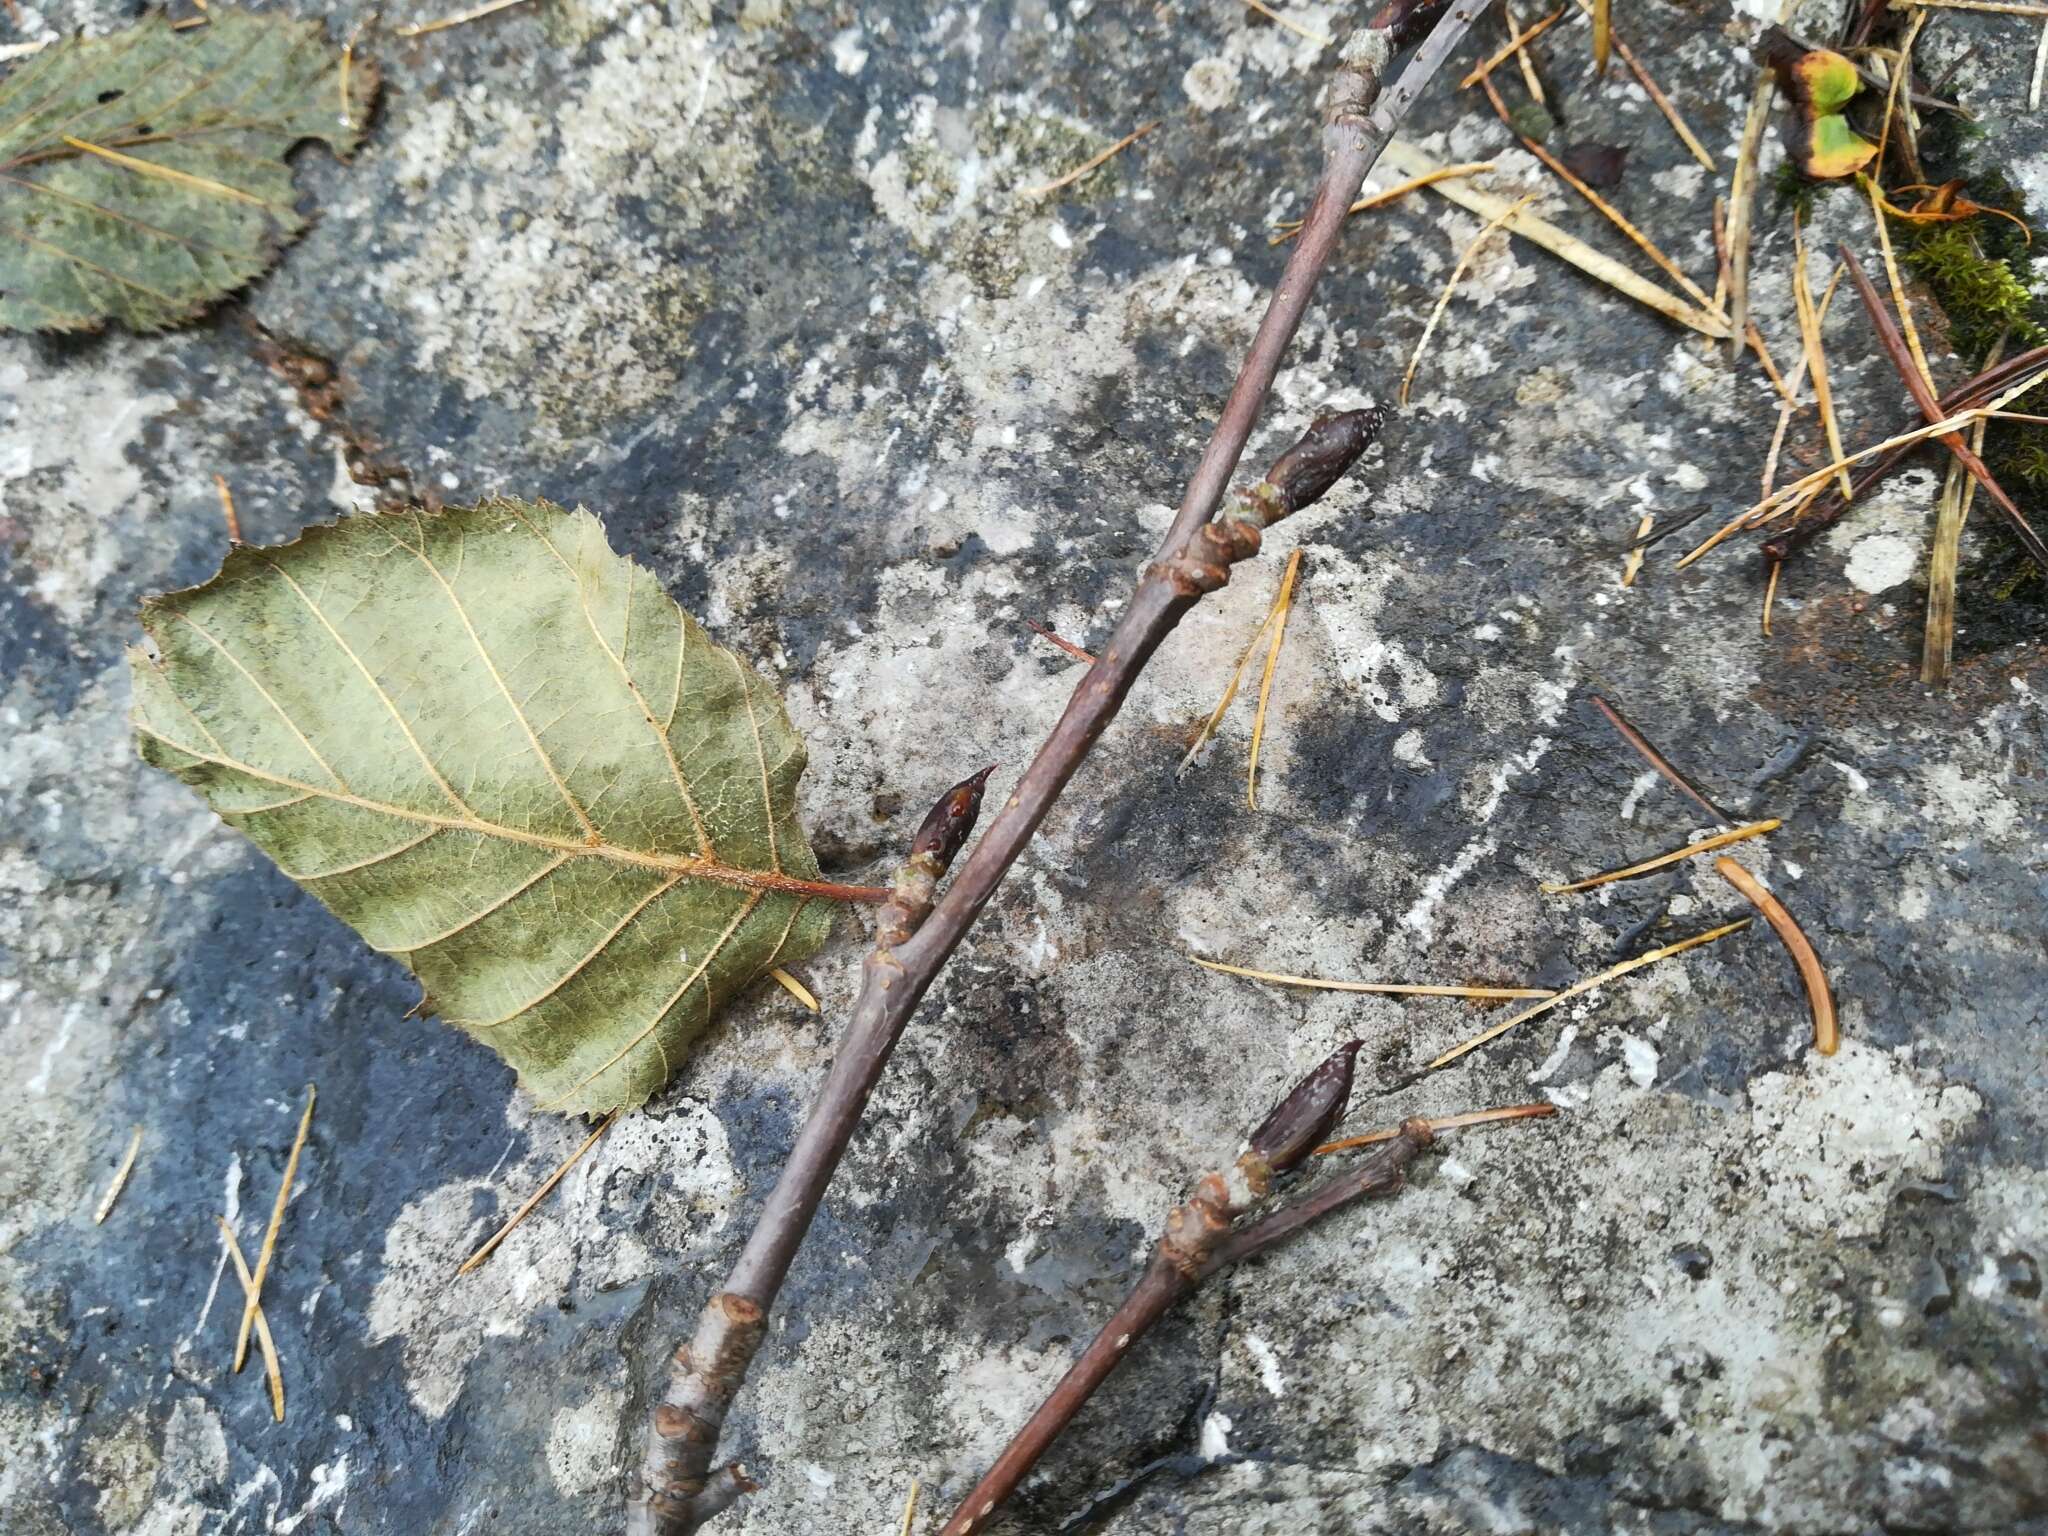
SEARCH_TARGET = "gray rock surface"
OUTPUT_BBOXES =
[3,1,2044,1533]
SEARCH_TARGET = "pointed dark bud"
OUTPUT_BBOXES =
[911,766,994,873]
[1246,1040,1363,1175]
[1256,408,1388,522]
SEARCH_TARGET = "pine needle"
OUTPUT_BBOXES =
[1458,6,1568,87]
[395,0,535,36]
[1792,214,1853,502]
[216,1218,286,1422]
[60,136,267,207]
[1178,598,1281,777]
[1712,857,1837,1055]
[1423,918,1751,1073]
[1191,953,1555,1000]
[1591,0,1611,75]
[1621,512,1652,586]
[1025,619,1096,663]
[1246,549,1302,810]
[2033,18,2048,109]
[1315,1101,1556,1156]
[1541,819,1780,893]
[1021,120,1159,200]
[93,1126,144,1225]
[1589,693,1734,827]
[1864,175,1935,394]
[1479,74,1723,318]
[234,1085,314,1375]
[1874,11,1929,176]
[1761,556,1782,635]
[215,474,241,544]
[0,39,54,62]
[1401,193,1538,406]
[1377,140,1733,339]
[899,1478,922,1536]
[1268,163,1496,245]
[458,1110,618,1276]
[1899,0,2048,16]
[1241,0,1332,46]
[1569,0,1714,169]
[1502,0,1549,105]
[769,967,820,1012]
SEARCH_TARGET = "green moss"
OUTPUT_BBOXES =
[1900,221,2046,358]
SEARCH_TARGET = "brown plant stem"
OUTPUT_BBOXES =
[625,14,1491,1530]
[939,1123,1434,1536]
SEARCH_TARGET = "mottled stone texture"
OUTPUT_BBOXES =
[2,1,2043,1534]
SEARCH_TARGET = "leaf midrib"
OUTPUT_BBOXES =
[133,719,809,897]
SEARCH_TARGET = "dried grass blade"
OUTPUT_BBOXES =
[1178,605,1279,776]
[93,1126,144,1225]
[1726,59,1780,359]
[1246,549,1302,809]
[900,1478,922,1536]
[1378,139,1734,338]
[1864,182,1935,391]
[1621,511,1652,586]
[1570,0,1713,168]
[1592,0,1611,75]
[1423,919,1752,1072]
[1503,0,1549,105]
[459,1110,619,1275]
[1192,953,1554,1000]
[216,1218,286,1422]
[1542,819,1780,893]
[234,1085,314,1374]
[1792,217,1853,501]
[1761,556,1782,635]
[1402,192,1538,405]
[1712,857,1837,1054]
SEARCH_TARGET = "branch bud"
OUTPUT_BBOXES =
[911,765,995,875]
[1369,0,1453,50]
[1246,408,1388,526]
[1245,1040,1362,1176]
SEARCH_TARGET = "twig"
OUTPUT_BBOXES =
[1568,0,1713,169]
[1021,120,1159,200]
[1839,245,2048,576]
[1422,918,1751,1072]
[1712,857,1837,1054]
[1192,953,1552,999]
[216,1218,287,1422]
[1588,694,1735,827]
[1402,192,1537,405]
[93,1126,144,1225]
[234,1086,314,1375]
[939,1047,1556,1534]
[1269,162,1496,245]
[1024,619,1096,664]
[1377,140,1733,338]
[1243,0,1333,46]
[1541,818,1780,894]
[1315,1100,1555,1154]
[395,0,535,36]
[1246,549,1303,808]
[1458,5,1566,85]
[215,475,241,545]
[458,1110,619,1275]
[625,20,1492,1528]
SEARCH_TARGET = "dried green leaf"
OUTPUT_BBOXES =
[131,499,835,1115]
[0,10,377,334]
